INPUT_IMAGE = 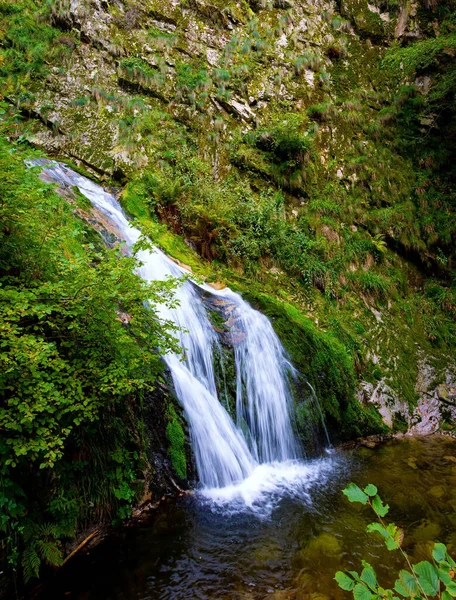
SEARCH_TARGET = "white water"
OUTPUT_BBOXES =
[201,458,335,518]
[32,160,333,506]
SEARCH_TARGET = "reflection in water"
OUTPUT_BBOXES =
[38,437,456,600]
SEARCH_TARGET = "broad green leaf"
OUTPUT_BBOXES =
[343,484,369,505]
[439,567,453,586]
[445,582,456,597]
[364,484,378,497]
[354,583,373,600]
[398,570,419,597]
[414,561,439,595]
[443,591,453,600]
[372,495,389,517]
[367,523,401,550]
[386,525,403,551]
[433,543,447,563]
[335,572,356,591]
[367,523,389,538]
[394,580,409,597]
[361,561,377,589]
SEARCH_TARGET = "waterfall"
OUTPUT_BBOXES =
[31,160,302,491]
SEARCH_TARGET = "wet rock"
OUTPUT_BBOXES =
[357,360,456,435]
[216,97,256,121]
[395,0,421,39]
[223,330,246,345]
[361,439,377,449]
[429,485,445,499]
[409,361,456,435]
[169,256,193,273]
[412,520,442,543]
[357,380,410,429]
[407,457,418,469]
[207,281,227,290]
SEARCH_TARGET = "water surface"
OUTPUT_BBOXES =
[40,436,456,600]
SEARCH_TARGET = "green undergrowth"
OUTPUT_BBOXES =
[166,403,187,480]
[0,125,183,585]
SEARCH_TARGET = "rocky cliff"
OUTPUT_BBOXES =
[1,0,455,434]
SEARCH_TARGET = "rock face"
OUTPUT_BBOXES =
[358,361,456,435]
[357,380,409,430]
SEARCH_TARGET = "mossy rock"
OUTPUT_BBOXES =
[340,0,388,39]
[166,404,188,480]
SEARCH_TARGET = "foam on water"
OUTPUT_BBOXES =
[199,457,337,518]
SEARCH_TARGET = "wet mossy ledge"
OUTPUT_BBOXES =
[235,288,387,442]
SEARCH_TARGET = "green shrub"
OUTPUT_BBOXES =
[0,131,178,582]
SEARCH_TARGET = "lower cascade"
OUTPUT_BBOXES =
[32,160,309,495]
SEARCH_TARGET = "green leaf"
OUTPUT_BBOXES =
[335,572,356,591]
[372,495,389,517]
[414,561,439,595]
[361,561,377,589]
[445,582,456,597]
[439,567,453,586]
[367,522,389,538]
[433,543,447,563]
[397,570,419,597]
[443,592,453,600]
[394,580,409,597]
[364,484,378,497]
[366,523,401,550]
[343,483,369,505]
[385,524,403,551]
[354,583,373,600]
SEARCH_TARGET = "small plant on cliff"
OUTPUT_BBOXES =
[335,484,456,600]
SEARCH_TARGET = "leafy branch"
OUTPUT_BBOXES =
[335,484,456,600]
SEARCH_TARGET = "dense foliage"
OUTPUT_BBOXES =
[0,117,179,583]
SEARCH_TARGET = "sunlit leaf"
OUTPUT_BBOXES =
[343,483,369,505]
[372,495,389,517]
[335,572,356,591]
[354,583,373,600]
[364,484,378,497]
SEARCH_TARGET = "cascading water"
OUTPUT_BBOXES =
[31,159,329,510]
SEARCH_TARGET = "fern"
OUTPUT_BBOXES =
[21,545,41,583]
[36,539,63,567]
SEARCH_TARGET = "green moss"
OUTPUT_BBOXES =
[166,404,187,479]
[121,179,153,220]
[340,0,388,39]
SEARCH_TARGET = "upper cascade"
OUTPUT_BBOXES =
[31,159,300,489]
